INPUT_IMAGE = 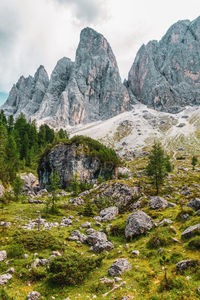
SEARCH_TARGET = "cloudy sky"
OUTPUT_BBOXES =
[0,0,200,104]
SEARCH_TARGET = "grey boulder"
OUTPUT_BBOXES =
[0,273,12,285]
[125,211,153,239]
[108,259,131,276]
[149,196,168,210]
[187,198,200,211]
[99,206,119,222]
[27,291,41,300]
[0,250,7,262]
[181,224,200,239]
[176,259,199,271]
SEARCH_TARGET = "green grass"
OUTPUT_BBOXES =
[1,154,200,299]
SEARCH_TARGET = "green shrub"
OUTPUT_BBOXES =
[187,236,200,250]
[82,200,97,217]
[95,197,115,211]
[48,251,103,285]
[147,230,172,249]
[0,288,13,300]
[29,266,47,281]
[176,207,194,221]
[110,219,126,237]
[7,242,25,258]
[169,252,184,264]
[14,230,62,251]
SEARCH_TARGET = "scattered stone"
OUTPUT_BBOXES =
[108,259,131,276]
[27,291,41,300]
[182,213,190,221]
[0,221,11,228]
[187,198,200,211]
[159,219,173,226]
[0,250,7,262]
[114,277,122,282]
[170,226,177,234]
[158,248,164,254]
[168,202,176,208]
[28,199,43,204]
[60,217,73,226]
[0,273,12,285]
[69,197,84,206]
[149,196,168,210]
[68,230,87,244]
[131,250,140,256]
[24,254,29,259]
[99,277,115,285]
[6,268,14,274]
[181,224,200,239]
[95,222,102,227]
[125,211,153,239]
[81,222,91,228]
[99,206,119,222]
[86,230,114,253]
[118,167,132,178]
[176,260,199,271]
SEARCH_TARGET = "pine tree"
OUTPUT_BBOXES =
[13,176,24,201]
[0,121,8,182]
[192,156,198,170]
[146,142,172,195]
[5,134,20,182]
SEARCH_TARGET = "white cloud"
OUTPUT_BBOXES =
[0,0,199,95]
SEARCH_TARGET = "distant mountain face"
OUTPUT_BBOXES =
[2,17,200,126]
[127,17,200,113]
[2,27,131,127]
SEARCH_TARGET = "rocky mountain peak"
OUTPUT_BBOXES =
[127,17,200,113]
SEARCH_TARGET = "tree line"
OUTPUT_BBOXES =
[0,110,68,184]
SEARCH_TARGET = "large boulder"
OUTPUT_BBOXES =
[176,259,199,271]
[149,196,168,210]
[187,198,200,211]
[125,211,153,239]
[108,259,131,276]
[181,224,200,239]
[0,273,12,285]
[27,291,41,300]
[38,140,117,189]
[86,230,113,253]
[92,182,143,210]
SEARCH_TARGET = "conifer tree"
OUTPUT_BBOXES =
[146,142,172,195]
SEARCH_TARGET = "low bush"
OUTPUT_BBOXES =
[146,230,172,249]
[176,207,194,221]
[7,242,25,258]
[82,200,97,217]
[0,288,13,300]
[110,218,126,237]
[14,230,62,251]
[48,251,103,285]
[187,236,200,250]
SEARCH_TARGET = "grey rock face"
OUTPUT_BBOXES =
[108,259,131,276]
[68,230,87,243]
[149,196,169,210]
[187,198,200,211]
[38,143,116,189]
[128,17,200,113]
[125,211,153,239]
[176,259,199,271]
[2,28,130,127]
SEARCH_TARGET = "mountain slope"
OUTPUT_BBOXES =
[127,17,200,113]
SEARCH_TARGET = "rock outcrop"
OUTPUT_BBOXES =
[108,259,131,276]
[2,28,130,127]
[38,141,117,189]
[128,17,200,113]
